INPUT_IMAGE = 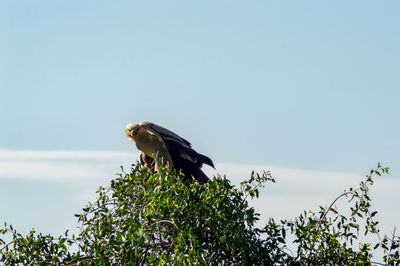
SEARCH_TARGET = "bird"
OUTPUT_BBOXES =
[125,121,214,183]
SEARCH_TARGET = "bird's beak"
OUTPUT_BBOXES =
[125,123,139,139]
[130,128,138,138]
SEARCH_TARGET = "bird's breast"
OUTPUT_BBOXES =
[134,129,159,159]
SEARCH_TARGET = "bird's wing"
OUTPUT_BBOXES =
[140,121,192,148]
[140,122,199,164]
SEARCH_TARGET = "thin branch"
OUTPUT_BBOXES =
[386,226,397,265]
[63,255,94,265]
[366,209,382,243]
[0,240,15,252]
[140,246,150,266]
[152,220,178,229]
[370,262,387,266]
[83,202,119,214]
[315,191,354,232]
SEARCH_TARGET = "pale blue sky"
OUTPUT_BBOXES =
[2,1,399,171]
[0,1,399,248]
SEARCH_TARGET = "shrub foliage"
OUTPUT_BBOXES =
[1,163,399,265]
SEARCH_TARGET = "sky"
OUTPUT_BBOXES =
[1,0,399,256]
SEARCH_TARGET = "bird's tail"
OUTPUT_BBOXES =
[192,167,210,184]
[196,152,215,168]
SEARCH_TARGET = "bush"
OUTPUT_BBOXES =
[1,163,399,265]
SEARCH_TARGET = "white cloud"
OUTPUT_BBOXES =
[0,148,139,184]
[0,149,135,161]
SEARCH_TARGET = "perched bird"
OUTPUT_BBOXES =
[125,121,214,183]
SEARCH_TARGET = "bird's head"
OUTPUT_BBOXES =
[125,123,140,141]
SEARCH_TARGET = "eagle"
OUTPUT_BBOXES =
[125,121,214,183]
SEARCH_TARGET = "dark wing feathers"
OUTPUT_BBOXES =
[194,152,214,168]
[139,121,214,183]
[141,122,192,148]
[163,138,214,168]
[190,167,210,184]
[163,138,214,183]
